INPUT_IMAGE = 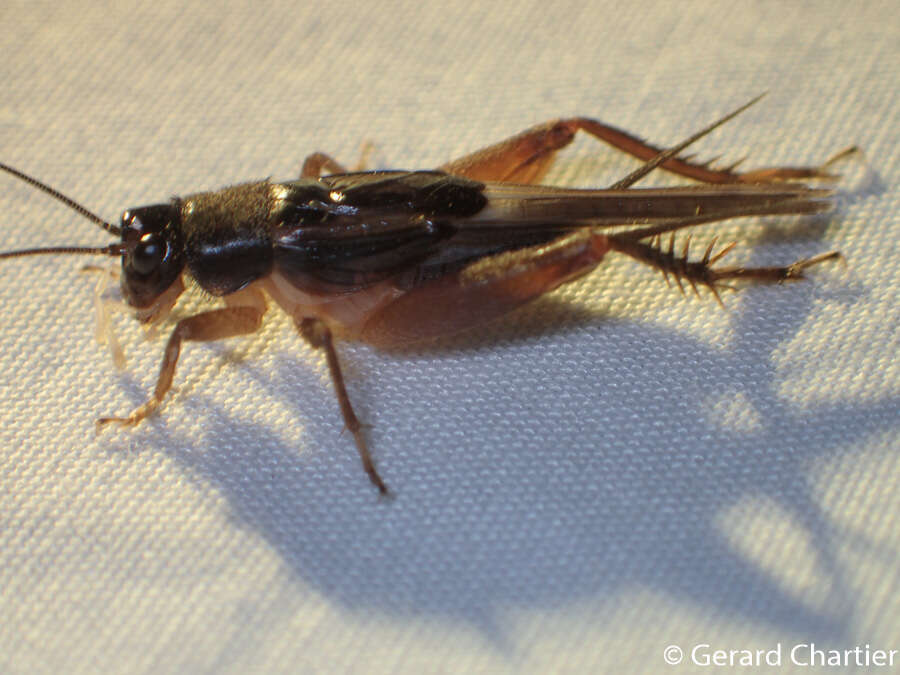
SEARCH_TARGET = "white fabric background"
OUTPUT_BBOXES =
[1,1,897,673]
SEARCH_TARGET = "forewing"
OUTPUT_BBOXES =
[472,182,832,228]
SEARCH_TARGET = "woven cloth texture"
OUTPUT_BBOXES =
[1,1,897,673]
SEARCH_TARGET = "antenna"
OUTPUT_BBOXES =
[0,243,124,260]
[0,161,123,260]
[0,161,121,236]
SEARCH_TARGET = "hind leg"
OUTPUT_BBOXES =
[607,232,841,306]
[439,116,841,185]
[360,230,611,347]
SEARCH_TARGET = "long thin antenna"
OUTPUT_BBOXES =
[0,161,121,235]
[609,93,767,190]
[0,243,124,260]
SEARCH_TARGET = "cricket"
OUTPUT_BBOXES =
[0,96,850,495]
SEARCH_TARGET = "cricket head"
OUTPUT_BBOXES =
[117,203,185,315]
[0,162,187,321]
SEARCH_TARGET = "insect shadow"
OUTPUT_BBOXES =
[116,243,897,649]
[3,98,892,648]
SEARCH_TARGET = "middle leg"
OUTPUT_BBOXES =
[300,142,378,178]
[297,317,389,495]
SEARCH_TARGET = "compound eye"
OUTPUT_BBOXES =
[131,233,165,275]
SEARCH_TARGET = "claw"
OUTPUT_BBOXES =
[96,398,159,430]
[781,251,842,281]
[97,416,133,430]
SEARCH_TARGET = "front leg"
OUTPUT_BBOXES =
[297,317,389,495]
[97,304,265,428]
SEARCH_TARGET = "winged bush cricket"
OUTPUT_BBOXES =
[0,95,849,495]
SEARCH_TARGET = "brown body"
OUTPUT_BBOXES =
[0,98,847,494]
